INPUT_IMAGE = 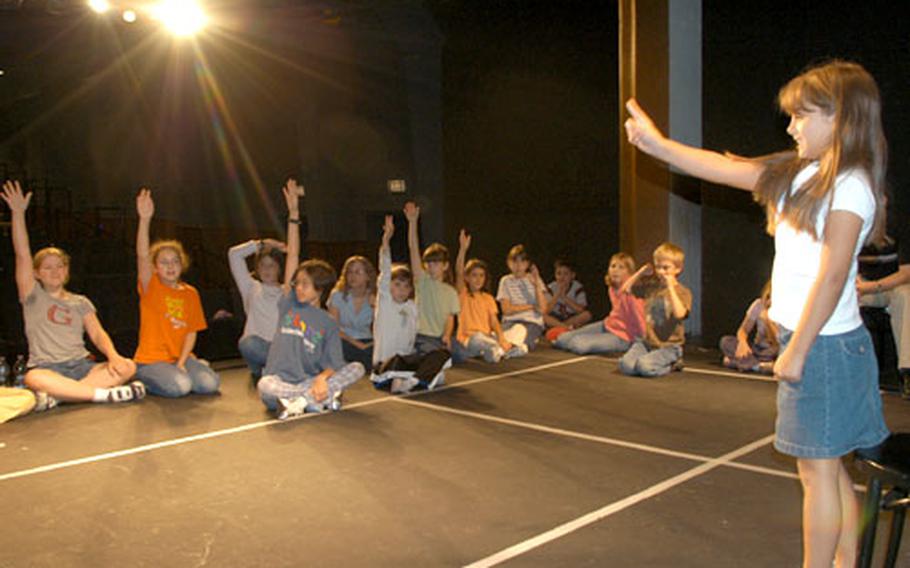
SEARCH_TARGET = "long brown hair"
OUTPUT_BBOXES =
[754,60,887,247]
[333,255,377,300]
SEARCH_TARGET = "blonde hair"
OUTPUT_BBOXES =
[609,252,636,273]
[333,255,377,299]
[653,242,685,270]
[150,240,190,274]
[33,247,71,285]
[755,60,887,246]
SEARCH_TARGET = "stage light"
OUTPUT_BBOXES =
[150,0,208,37]
[87,0,110,13]
[122,9,137,23]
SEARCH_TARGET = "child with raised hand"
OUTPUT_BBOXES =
[228,178,302,384]
[372,216,451,393]
[625,60,889,567]
[328,255,376,370]
[496,244,549,351]
[1,180,143,410]
[135,188,220,398]
[404,201,460,356]
[453,229,516,363]
[257,259,365,419]
[554,252,646,355]
[719,280,778,374]
[543,258,593,336]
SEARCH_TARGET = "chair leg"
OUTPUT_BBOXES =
[883,490,907,568]
[858,476,883,568]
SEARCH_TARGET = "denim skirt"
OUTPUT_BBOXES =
[774,325,889,459]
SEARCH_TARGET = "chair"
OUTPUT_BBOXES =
[856,433,910,567]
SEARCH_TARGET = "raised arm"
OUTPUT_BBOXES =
[620,263,652,295]
[455,229,471,293]
[378,215,394,294]
[624,99,764,191]
[136,188,155,293]
[1,180,36,301]
[404,201,424,279]
[774,211,863,382]
[283,178,303,288]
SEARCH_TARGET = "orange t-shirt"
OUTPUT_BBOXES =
[134,274,207,364]
[456,289,499,345]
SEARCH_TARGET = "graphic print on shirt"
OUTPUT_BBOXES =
[164,295,187,330]
[280,309,326,353]
[47,304,74,326]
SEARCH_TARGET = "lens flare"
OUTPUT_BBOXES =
[150,1,208,37]
[88,0,111,13]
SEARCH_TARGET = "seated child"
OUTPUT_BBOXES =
[619,242,692,377]
[2,181,143,411]
[453,229,520,363]
[544,258,593,339]
[328,255,376,370]
[554,252,646,354]
[372,216,451,393]
[257,259,366,419]
[719,280,778,373]
[497,245,549,350]
[405,202,460,356]
[229,179,301,384]
[135,189,220,398]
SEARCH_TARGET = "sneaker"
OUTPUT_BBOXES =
[391,376,420,394]
[33,391,58,413]
[489,345,505,363]
[505,344,528,359]
[129,380,147,400]
[426,358,453,391]
[276,396,308,420]
[328,391,343,412]
[671,358,685,372]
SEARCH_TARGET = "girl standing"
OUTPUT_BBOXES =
[625,60,889,567]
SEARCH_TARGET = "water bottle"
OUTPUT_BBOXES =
[12,355,27,389]
[0,356,9,387]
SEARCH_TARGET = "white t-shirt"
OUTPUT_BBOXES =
[769,163,875,335]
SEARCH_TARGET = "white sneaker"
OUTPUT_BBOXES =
[426,358,453,390]
[276,396,308,420]
[490,345,505,363]
[391,376,420,394]
[33,391,59,413]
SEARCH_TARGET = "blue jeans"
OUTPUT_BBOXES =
[342,339,374,372]
[136,357,221,398]
[619,339,683,377]
[453,333,501,363]
[238,335,271,377]
[553,322,630,355]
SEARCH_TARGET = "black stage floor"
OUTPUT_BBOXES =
[2,348,909,567]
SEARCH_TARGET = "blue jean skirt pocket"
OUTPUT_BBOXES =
[774,325,889,458]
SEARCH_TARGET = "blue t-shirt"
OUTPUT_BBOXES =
[263,292,345,383]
